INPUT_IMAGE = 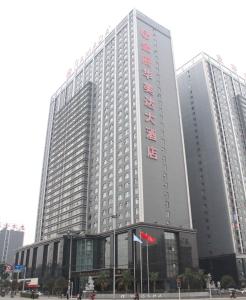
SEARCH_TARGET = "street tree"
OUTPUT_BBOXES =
[150,272,159,292]
[95,272,109,291]
[55,277,68,295]
[117,271,133,293]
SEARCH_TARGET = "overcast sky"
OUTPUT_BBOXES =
[0,0,245,246]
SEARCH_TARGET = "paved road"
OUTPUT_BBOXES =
[2,296,246,300]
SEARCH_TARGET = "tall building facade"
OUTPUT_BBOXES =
[15,10,199,293]
[0,225,24,264]
[177,53,246,283]
[35,9,192,242]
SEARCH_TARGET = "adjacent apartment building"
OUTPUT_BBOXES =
[177,52,246,283]
[0,225,24,264]
[15,10,198,293]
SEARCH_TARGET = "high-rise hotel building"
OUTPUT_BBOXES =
[177,53,246,283]
[35,9,192,242]
[15,10,198,292]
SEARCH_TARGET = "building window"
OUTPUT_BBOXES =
[76,239,93,271]
[117,233,128,269]
[164,232,178,278]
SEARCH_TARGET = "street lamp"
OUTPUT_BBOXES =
[207,273,212,299]
[111,214,118,299]
[63,230,81,299]
[62,230,84,299]
[22,266,26,292]
[67,231,73,299]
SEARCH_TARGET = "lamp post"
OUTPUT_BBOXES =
[111,214,118,298]
[22,266,26,292]
[207,273,212,299]
[63,230,83,299]
[66,231,73,299]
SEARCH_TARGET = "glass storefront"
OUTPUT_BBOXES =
[15,225,197,293]
[76,239,93,271]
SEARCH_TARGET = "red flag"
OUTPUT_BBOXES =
[140,231,157,244]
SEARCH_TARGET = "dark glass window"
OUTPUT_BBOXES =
[25,249,30,268]
[42,245,49,275]
[15,252,19,265]
[31,247,38,277]
[53,242,59,266]
[20,251,24,265]
[105,237,110,268]
[117,233,128,269]
[164,232,178,278]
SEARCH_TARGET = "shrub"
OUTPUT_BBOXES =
[20,292,39,298]
[220,275,236,289]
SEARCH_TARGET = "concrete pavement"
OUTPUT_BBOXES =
[2,295,246,300]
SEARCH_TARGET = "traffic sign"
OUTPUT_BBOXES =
[14,264,25,272]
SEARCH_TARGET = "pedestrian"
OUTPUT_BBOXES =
[134,292,139,300]
[230,289,236,298]
[31,290,35,299]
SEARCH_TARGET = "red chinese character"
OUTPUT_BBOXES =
[145,111,155,125]
[141,29,151,40]
[143,69,152,80]
[142,56,152,66]
[144,96,155,110]
[142,43,151,53]
[144,83,153,95]
[148,146,158,160]
[146,128,157,141]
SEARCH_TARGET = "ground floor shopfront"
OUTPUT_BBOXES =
[15,223,198,293]
[200,253,246,287]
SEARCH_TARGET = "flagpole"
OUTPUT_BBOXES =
[140,241,143,294]
[133,240,136,293]
[147,242,150,294]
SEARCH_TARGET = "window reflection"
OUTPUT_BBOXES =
[117,233,128,269]
[105,237,110,268]
[76,239,93,271]
[164,232,178,278]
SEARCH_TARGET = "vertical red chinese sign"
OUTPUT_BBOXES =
[140,29,158,160]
